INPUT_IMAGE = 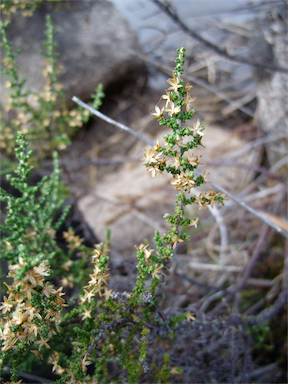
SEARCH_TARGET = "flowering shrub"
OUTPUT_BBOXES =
[0,47,231,384]
[0,13,104,158]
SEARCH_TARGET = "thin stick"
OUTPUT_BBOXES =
[208,205,228,260]
[189,261,243,272]
[72,96,155,146]
[235,224,270,292]
[202,158,284,181]
[72,96,288,239]
[202,179,288,239]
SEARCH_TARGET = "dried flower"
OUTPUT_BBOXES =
[167,77,182,93]
[151,105,164,118]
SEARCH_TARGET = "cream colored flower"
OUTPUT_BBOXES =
[80,289,95,304]
[169,154,181,170]
[188,217,199,228]
[183,92,197,112]
[170,171,195,193]
[186,312,196,322]
[81,354,92,372]
[170,367,180,375]
[61,260,73,271]
[96,272,110,286]
[143,246,154,261]
[193,193,207,210]
[22,302,42,321]
[81,307,92,321]
[184,83,192,92]
[152,266,162,279]
[54,287,66,306]
[0,296,14,313]
[103,288,113,301]
[171,236,184,249]
[22,283,38,300]
[161,90,172,108]
[12,310,28,325]
[60,276,74,288]
[34,261,51,277]
[152,139,161,151]
[187,151,201,167]
[191,119,204,137]
[35,336,50,350]
[201,170,209,184]
[151,105,164,118]
[147,164,163,178]
[166,102,181,117]
[22,321,39,337]
[141,148,162,164]
[42,282,56,297]
[167,77,182,93]
[5,80,12,88]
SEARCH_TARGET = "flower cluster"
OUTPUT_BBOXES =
[0,14,104,158]
[79,243,113,307]
[143,47,228,227]
[0,0,37,21]
[1,48,229,384]
[0,252,66,354]
[63,228,84,251]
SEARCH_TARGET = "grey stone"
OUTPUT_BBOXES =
[251,6,288,167]
[1,0,146,108]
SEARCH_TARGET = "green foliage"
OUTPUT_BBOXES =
[0,48,232,383]
[0,132,66,266]
[0,0,49,20]
[250,323,272,351]
[0,13,104,159]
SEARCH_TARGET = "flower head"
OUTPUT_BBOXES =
[183,92,197,112]
[167,77,182,93]
[81,354,92,372]
[165,102,181,117]
[151,105,164,118]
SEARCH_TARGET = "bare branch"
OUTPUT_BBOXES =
[202,158,285,182]
[72,96,155,147]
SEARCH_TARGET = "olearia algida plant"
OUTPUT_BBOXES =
[0,11,104,159]
[0,48,228,383]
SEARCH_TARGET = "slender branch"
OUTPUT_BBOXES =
[72,96,288,239]
[200,177,288,239]
[153,303,168,322]
[202,158,285,182]
[151,0,288,74]
[173,253,230,294]
[235,224,270,292]
[72,96,155,146]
